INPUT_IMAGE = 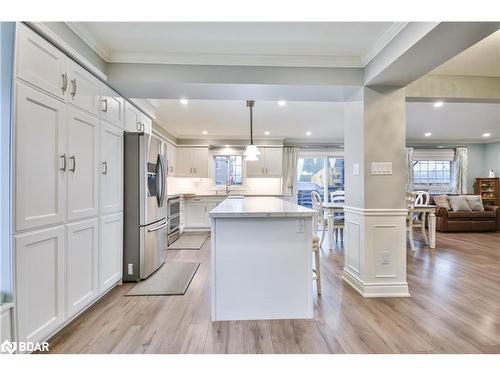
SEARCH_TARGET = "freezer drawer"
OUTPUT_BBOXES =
[140,220,167,279]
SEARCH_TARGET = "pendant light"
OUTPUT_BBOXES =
[244,100,261,161]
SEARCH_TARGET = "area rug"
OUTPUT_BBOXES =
[126,262,200,296]
[168,233,209,250]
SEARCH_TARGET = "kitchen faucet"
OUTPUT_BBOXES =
[225,180,231,195]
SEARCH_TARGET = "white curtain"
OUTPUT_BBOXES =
[282,146,300,197]
[405,147,414,192]
[455,147,468,194]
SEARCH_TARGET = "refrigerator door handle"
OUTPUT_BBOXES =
[148,221,168,232]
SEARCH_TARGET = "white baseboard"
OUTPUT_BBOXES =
[342,268,410,298]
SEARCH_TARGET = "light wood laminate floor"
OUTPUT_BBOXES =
[47,231,500,354]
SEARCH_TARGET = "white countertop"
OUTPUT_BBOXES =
[209,197,316,218]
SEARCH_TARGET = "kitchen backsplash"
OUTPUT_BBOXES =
[167,177,282,195]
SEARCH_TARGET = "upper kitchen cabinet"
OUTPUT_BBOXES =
[166,142,177,176]
[176,147,209,177]
[15,82,67,231]
[100,84,125,129]
[66,60,100,116]
[124,102,152,134]
[246,148,283,177]
[16,23,68,101]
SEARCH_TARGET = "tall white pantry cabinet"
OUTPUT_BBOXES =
[12,23,124,345]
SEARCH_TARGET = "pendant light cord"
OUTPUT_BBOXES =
[247,100,255,145]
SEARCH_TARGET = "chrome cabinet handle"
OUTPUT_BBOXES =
[148,221,168,232]
[262,167,264,175]
[102,98,108,112]
[189,167,192,174]
[61,73,68,93]
[266,168,268,174]
[137,122,141,131]
[69,155,76,173]
[194,167,197,174]
[70,78,77,98]
[59,154,67,172]
[102,161,108,175]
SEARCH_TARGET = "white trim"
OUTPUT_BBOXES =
[64,22,110,62]
[343,206,408,216]
[27,22,107,81]
[361,22,409,66]
[342,269,410,298]
[0,302,14,313]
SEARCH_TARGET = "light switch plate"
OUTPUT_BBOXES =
[371,162,393,175]
[353,163,360,176]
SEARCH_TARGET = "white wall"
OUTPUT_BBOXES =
[167,177,282,196]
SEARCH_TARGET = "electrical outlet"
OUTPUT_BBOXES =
[296,219,305,233]
[381,252,391,265]
[128,263,134,275]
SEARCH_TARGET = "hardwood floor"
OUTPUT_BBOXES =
[46,231,500,354]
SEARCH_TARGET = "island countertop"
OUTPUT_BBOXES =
[209,197,316,218]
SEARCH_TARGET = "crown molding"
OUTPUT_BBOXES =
[407,138,500,145]
[107,50,363,68]
[361,22,408,66]
[65,22,111,61]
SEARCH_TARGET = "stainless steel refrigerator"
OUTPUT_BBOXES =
[123,132,167,281]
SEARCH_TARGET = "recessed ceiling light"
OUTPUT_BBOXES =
[424,132,432,137]
[306,131,312,136]
[433,101,444,108]
[483,133,491,137]
[264,131,270,135]
[278,100,286,107]
[180,98,189,105]
[437,146,444,148]
[225,145,230,148]
[202,131,208,135]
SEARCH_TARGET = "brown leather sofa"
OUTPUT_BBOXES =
[430,196,500,232]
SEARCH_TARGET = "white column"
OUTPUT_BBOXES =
[342,87,410,298]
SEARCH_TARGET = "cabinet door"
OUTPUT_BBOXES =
[186,201,207,227]
[175,148,193,177]
[67,218,98,318]
[67,108,99,221]
[124,102,141,132]
[99,213,123,294]
[246,155,266,177]
[15,82,67,231]
[166,142,176,176]
[100,84,124,128]
[191,148,209,177]
[67,60,100,116]
[264,148,283,177]
[100,123,123,214]
[141,114,152,134]
[16,23,67,100]
[15,226,65,343]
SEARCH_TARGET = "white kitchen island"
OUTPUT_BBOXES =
[209,197,316,321]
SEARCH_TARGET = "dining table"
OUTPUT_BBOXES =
[321,202,345,250]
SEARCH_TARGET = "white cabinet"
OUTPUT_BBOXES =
[100,84,124,128]
[1,306,13,343]
[176,147,209,177]
[99,213,123,294]
[14,82,67,231]
[67,108,99,221]
[166,142,177,176]
[246,148,283,177]
[66,218,98,318]
[141,114,152,134]
[186,200,207,228]
[67,60,100,116]
[124,101,141,132]
[16,23,67,100]
[100,123,123,215]
[14,226,65,343]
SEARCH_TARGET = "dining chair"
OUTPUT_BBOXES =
[311,191,327,247]
[413,190,430,244]
[407,192,427,252]
[310,191,323,295]
[331,193,345,242]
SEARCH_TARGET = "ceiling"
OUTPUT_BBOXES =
[431,29,500,77]
[406,101,500,143]
[65,22,406,67]
[150,99,500,143]
[151,99,345,141]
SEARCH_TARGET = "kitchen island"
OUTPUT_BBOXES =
[209,197,316,321]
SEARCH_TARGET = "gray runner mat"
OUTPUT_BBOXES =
[169,233,209,250]
[126,262,200,296]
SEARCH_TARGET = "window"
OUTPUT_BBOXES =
[214,155,243,186]
[296,154,345,208]
[413,160,453,192]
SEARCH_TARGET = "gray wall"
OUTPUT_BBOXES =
[484,142,500,178]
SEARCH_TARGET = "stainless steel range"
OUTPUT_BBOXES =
[167,195,180,245]
[123,132,167,281]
